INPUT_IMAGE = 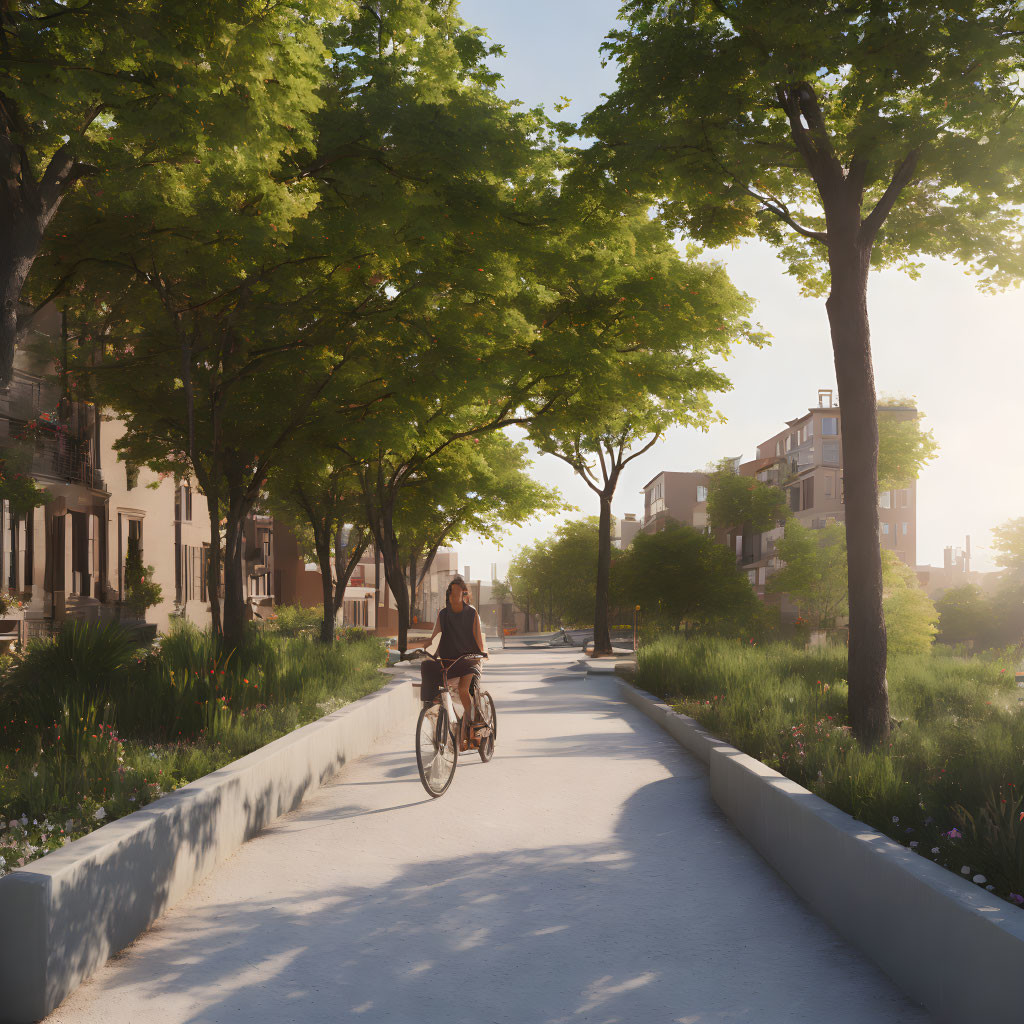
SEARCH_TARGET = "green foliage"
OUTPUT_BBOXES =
[637,635,1024,901]
[586,2,1024,291]
[769,521,849,628]
[0,621,386,873]
[0,438,48,519]
[122,535,162,618]
[706,461,789,533]
[508,519,600,628]
[882,553,938,657]
[877,399,940,490]
[936,581,1024,652]
[265,603,324,639]
[769,520,936,647]
[613,522,759,634]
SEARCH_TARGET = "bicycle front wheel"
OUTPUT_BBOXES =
[477,692,497,763]
[416,703,458,797]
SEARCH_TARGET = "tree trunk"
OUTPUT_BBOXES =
[222,510,247,653]
[205,490,223,639]
[826,236,890,746]
[373,501,411,654]
[593,489,615,656]
[315,519,335,644]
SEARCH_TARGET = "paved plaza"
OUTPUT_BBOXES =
[49,648,931,1023]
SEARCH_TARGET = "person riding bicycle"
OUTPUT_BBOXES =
[418,575,488,745]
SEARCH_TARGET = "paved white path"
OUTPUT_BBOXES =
[50,648,931,1024]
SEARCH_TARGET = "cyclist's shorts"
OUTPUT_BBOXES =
[420,656,482,703]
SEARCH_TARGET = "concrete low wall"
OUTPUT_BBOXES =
[618,678,1024,1024]
[0,664,420,1024]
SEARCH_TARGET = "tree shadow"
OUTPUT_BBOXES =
[60,778,929,1024]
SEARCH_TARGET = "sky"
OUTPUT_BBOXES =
[453,0,1024,580]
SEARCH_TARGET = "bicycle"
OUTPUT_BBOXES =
[413,650,497,798]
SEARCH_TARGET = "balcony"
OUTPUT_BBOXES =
[31,433,100,488]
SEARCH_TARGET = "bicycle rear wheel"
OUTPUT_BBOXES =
[477,692,497,763]
[416,703,458,797]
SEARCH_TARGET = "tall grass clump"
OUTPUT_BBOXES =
[0,620,387,875]
[637,634,1024,906]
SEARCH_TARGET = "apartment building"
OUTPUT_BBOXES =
[640,471,711,534]
[754,389,918,568]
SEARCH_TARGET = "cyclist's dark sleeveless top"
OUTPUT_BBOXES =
[438,605,480,659]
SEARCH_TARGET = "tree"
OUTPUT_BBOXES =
[881,552,937,657]
[771,520,935,652]
[706,460,789,536]
[613,522,759,634]
[935,585,993,649]
[390,432,560,640]
[586,1,1024,744]
[2,0,329,383]
[508,520,600,629]
[264,453,371,645]
[992,518,1024,578]
[877,399,939,491]
[769,521,849,630]
[531,187,761,656]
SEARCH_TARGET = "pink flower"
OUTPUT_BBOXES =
[941,828,962,840]
[1009,893,1024,906]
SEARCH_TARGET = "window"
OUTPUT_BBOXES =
[800,425,807,443]
[176,484,193,523]
[824,473,833,498]
[902,522,908,536]
[806,419,813,437]
[776,440,782,457]
[118,515,143,596]
[822,417,839,435]
[650,482,663,502]
[200,544,210,602]
[802,477,814,510]
[897,488,910,509]
[881,522,890,535]
[823,441,840,465]
[879,491,891,509]
[788,486,801,512]
[785,435,792,452]
[696,485,708,502]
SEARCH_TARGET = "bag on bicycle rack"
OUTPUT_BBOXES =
[419,659,443,704]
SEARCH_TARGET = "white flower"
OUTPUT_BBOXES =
[909,841,919,849]
[0,856,5,867]
[961,866,971,875]
[19,816,27,826]
[973,874,987,885]
[892,816,899,824]
[931,847,940,855]
[93,808,106,821]
[986,885,995,892]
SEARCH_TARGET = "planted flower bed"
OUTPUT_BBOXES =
[637,635,1024,908]
[0,619,387,876]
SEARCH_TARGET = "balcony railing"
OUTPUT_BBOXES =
[31,434,99,487]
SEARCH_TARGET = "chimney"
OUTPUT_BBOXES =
[818,388,834,408]
[944,546,952,570]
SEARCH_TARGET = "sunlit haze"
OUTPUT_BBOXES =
[454,0,1024,581]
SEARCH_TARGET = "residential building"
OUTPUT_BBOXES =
[615,513,642,549]
[640,471,711,534]
[753,389,918,569]
[1,307,276,638]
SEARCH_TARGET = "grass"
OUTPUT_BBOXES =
[636,634,1024,906]
[0,617,387,876]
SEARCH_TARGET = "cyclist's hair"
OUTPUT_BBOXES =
[445,575,469,608]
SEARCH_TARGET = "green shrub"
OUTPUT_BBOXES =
[0,620,387,874]
[264,603,323,638]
